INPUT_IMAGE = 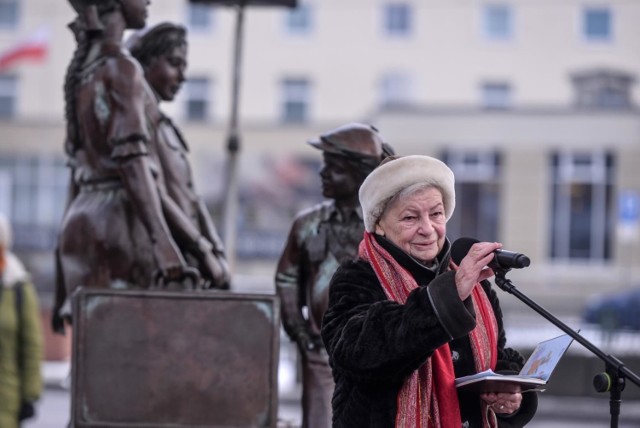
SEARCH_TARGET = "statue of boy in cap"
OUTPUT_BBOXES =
[275,123,393,428]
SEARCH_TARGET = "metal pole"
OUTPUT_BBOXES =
[222,1,245,273]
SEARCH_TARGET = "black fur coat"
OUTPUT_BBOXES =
[321,236,537,428]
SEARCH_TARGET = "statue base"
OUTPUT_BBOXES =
[71,288,280,427]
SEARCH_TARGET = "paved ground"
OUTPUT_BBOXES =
[27,308,640,427]
[25,383,640,428]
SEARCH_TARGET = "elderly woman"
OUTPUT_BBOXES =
[321,155,537,427]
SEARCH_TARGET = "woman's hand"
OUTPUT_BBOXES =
[481,391,523,415]
[454,241,502,300]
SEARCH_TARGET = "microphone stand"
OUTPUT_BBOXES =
[493,268,640,428]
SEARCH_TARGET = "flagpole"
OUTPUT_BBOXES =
[188,0,298,276]
[221,1,246,273]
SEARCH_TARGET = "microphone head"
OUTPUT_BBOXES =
[493,249,531,269]
[451,237,479,265]
[516,254,530,268]
[451,237,531,270]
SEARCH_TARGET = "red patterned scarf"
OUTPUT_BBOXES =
[359,232,499,428]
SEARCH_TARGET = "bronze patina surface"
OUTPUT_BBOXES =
[72,289,280,427]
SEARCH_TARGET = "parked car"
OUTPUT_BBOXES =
[582,288,640,331]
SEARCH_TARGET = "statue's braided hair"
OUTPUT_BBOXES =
[63,20,89,156]
[63,0,119,156]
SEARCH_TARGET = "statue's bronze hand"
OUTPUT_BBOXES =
[154,265,201,290]
[195,237,231,289]
[203,253,231,289]
[152,234,187,280]
[178,266,201,289]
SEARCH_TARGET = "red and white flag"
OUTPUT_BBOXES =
[0,26,50,71]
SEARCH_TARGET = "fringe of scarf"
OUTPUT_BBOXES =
[359,232,499,428]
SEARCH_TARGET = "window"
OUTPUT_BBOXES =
[187,3,214,32]
[583,7,612,41]
[481,82,512,109]
[280,78,310,123]
[284,4,313,35]
[0,74,17,118]
[383,3,412,36]
[379,72,413,107]
[0,0,19,29]
[572,69,633,110]
[442,151,501,242]
[185,77,211,121]
[550,152,614,261]
[0,155,68,250]
[483,4,512,40]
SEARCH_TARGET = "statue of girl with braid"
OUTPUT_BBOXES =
[53,0,229,332]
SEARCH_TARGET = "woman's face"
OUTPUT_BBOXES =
[121,0,150,30]
[145,44,187,102]
[375,186,447,264]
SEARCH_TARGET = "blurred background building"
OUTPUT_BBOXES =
[0,0,639,361]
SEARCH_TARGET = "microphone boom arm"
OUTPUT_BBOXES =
[493,268,640,428]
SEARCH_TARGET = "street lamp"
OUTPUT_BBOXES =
[189,0,297,272]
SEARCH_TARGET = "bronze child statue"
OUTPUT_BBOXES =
[275,123,393,428]
[127,22,230,290]
[53,0,227,332]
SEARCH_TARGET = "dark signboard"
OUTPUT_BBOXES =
[71,289,280,427]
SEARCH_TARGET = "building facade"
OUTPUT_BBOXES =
[0,0,638,316]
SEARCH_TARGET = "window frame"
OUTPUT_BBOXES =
[582,6,613,43]
[549,151,614,262]
[480,81,512,110]
[483,3,513,41]
[0,74,17,119]
[283,3,313,36]
[443,150,501,243]
[184,77,212,122]
[383,3,413,37]
[0,154,68,251]
[572,69,634,110]
[379,72,413,107]
[0,0,19,30]
[186,2,215,33]
[280,77,311,124]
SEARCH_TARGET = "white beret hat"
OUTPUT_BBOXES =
[359,155,456,232]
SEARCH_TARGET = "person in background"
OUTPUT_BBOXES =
[321,155,537,427]
[275,123,393,428]
[0,213,42,428]
[127,22,230,289]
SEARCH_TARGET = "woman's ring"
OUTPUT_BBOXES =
[499,405,505,410]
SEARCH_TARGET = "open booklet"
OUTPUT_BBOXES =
[455,332,576,393]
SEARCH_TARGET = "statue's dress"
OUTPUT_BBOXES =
[58,41,165,303]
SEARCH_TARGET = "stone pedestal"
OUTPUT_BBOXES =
[71,288,280,427]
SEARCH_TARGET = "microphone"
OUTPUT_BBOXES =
[451,237,531,270]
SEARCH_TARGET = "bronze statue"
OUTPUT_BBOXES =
[275,123,393,428]
[53,0,227,332]
[127,22,230,290]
